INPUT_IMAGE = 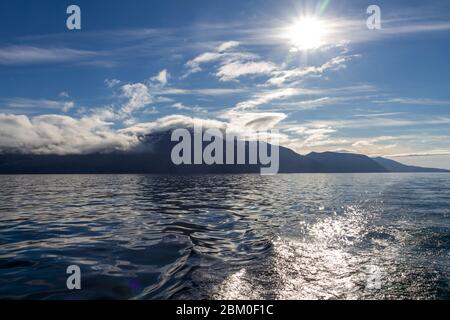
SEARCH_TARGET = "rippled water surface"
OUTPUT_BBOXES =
[1,174,450,299]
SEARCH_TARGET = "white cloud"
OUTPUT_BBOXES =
[375,97,450,106]
[105,79,121,88]
[353,112,404,118]
[119,115,227,136]
[0,113,137,155]
[1,98,75,113]
[216,61,277,81]
[3,108,448,161]
[283,116,450,156]
[267,54,358,86]
[382,22,450,35]
[119,112,286,144]
[350,136,398,154]
[143,107,159,114]
[184,52,223,76]
[385,149,450,158]
[233,87,305,111]
[217,41,240,52]
[227,111,287,131]
[172,102,207,113]
[0,46,96,65]
[184,40,357,86]
[286,125,344,148]
[311,117,450,129]
[120,83,152,114]
[352,136,396,148]
[151,69,170,86]
[183,41,261,79]
[155,87,247,96]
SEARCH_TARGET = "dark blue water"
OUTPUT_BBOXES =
[0,173,449,299]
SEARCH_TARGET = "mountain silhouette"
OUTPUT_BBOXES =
[373,156,448,173]
[0,130,447,174]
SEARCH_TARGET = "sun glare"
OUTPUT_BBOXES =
[285,17,329,51]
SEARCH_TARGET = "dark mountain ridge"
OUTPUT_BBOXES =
[0,130,447,174]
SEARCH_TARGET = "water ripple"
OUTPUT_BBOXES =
[0,173,449,299]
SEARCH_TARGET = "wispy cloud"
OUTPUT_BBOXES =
[154,87,247,96]
[183,41,269,80]
[353,112,404,118]
[233,88,311,111]
[105,79,121,88]
[291,117,450,130]
[375,97,450,106]
[217,60,277,81]
[267,54,359,86]
[120,83,153,115]
[172,102,207,113]
[183,40,357,86]
[222,110,287,131]
[1,98,75,113]
[0,46,97,65]
[382,22,450,36]
[388,150,450,157]
[150,69,170,86]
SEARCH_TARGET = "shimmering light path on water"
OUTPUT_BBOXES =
[0,174,449,299]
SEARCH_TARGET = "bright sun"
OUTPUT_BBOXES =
[285,17,329,51]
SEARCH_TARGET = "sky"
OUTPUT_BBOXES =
[1,0,450,169]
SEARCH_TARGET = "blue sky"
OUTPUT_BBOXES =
[1,0,450,168]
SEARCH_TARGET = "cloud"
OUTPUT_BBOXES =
[0,113,137,154]
[285,125,346,148]
[216,61,277,81]
[293,117,450,131]
[115,111,287,144]
[352,136,396,148]
[183,41,263,79]
[155,87,247,96]
[217,41,240,52]
[267,54,358,86]
[151,69,170,86]
[121,113,287,145]
[105,79,121,88]
[184,52,223,76]
[286,125,398,155]
[271,97,340,110]
[388,150,450,158]
[185,40,357,85]
[1,98,75,113]
[119,115,227,136]
[239,113,287,130]
[120,83,152,114]
[375,97,450,106]
[283,116,450,156]
[353,112,404,118]
[3,107,447,160]
[0,46,97,65]
[233,87,305,111]
[382,22,450,36]
[351,137,398,154]
[171,102,207,113]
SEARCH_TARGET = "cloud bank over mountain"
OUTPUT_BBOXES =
[2,4,450,170]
